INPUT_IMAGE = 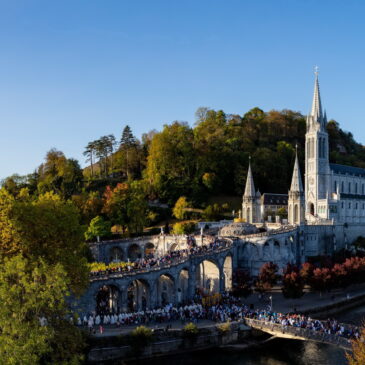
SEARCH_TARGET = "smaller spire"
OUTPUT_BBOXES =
[290,150,303,193]
[244,159,256,197]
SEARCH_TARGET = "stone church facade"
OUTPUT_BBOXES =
[241,72,365,257]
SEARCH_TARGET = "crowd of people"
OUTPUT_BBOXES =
[75,292,359,341]
[90,237,231,277]
[246,310,360,340]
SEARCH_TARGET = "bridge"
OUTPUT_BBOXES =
[244,318,352,351]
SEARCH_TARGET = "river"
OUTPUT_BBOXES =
[140,305,365,365]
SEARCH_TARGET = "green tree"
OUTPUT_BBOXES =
[0,190,89,295]
[0,255,84,365]
[173,196,189,220]
[85,216,111,241]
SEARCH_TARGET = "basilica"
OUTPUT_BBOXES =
[242,72,365,228]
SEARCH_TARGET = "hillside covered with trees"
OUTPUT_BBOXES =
[2,106,365,236]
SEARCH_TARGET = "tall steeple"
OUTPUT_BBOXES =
[308,67,325,131]
[244,159,256,197]
[311,68,323,119]
[290,148,304,193]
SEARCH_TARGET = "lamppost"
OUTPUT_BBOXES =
[269,295,273,312]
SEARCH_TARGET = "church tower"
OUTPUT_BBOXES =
[305,69,330,220]
[288,148,305,225]
[242,159,261,223]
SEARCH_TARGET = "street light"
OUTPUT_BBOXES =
[269,295,273,312]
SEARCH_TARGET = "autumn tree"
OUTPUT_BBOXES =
[255,262,279,293]
[0,190,89,295]
[173,196,189,220]
[347,324,365,365]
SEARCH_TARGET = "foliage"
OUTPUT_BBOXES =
[202,203,223,221]
[347,323,365,365]
[0,255,84,365]
[232,269,252,297]
[300,262,314,285]
[173,196,189,220]
[281,265,304,298]
[172,221,196,235]
[0,190,89,295]
[217,321,231,334]
[130,325,153,352]
[183,322,199,337]
[255,262,279,293]
[85,216,111,241]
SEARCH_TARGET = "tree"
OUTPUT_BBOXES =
[347,324,365,365]
[83,140,97,178]
[0,190,89,295]
[232,269,252,297]
[300,262,314,285]
[85,216,111,241]
[255,262,279,293]
[120,125,137,148]
[173,196,189,220]
[172,222,196,235]
[281,265,304,298]
[0,254,85,365]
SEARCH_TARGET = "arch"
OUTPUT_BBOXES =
[145,242,155,257]
[294,204,299,223]
[110,246,123,262]
[169,243,179,252]
[195,260,220,295]
[273,240,281,259]
[309,202,315,216]
[263,241,271,259]
[223,255,233,291]
[157,274,175,306]
[127,279,150,311]
[128,243,142,261]
[95,285,120,315]
[177,268,189,304]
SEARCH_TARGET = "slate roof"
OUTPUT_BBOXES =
[330,163,365,177]
[261,193,288,205]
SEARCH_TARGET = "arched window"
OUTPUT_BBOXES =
[362,184,364,195]
[318,138,322,158]
[322,138,326,158]
[341,182,344,193]
[348,182,351,193]
[334,180,337,193]
[355,183,358,194]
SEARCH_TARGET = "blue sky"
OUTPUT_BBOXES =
[1,0,364,179]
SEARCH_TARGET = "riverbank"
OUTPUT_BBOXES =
[86,283,365,363]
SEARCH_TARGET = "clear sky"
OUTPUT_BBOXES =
[1,0,364,179]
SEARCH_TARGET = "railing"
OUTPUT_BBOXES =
[244,318,352,350]
[89,244,233,281]
[239,226,297,239]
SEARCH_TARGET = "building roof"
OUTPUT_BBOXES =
[330,163,365,177]
[261,193,288,205]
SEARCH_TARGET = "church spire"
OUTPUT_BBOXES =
[290,147,303,193]
[311,67,323,120]
[244,158,256,197]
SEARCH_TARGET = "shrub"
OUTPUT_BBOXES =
[217,321,231,334]
[172,222,196,235]
[130,326,153,352]
[183,322,198,338]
